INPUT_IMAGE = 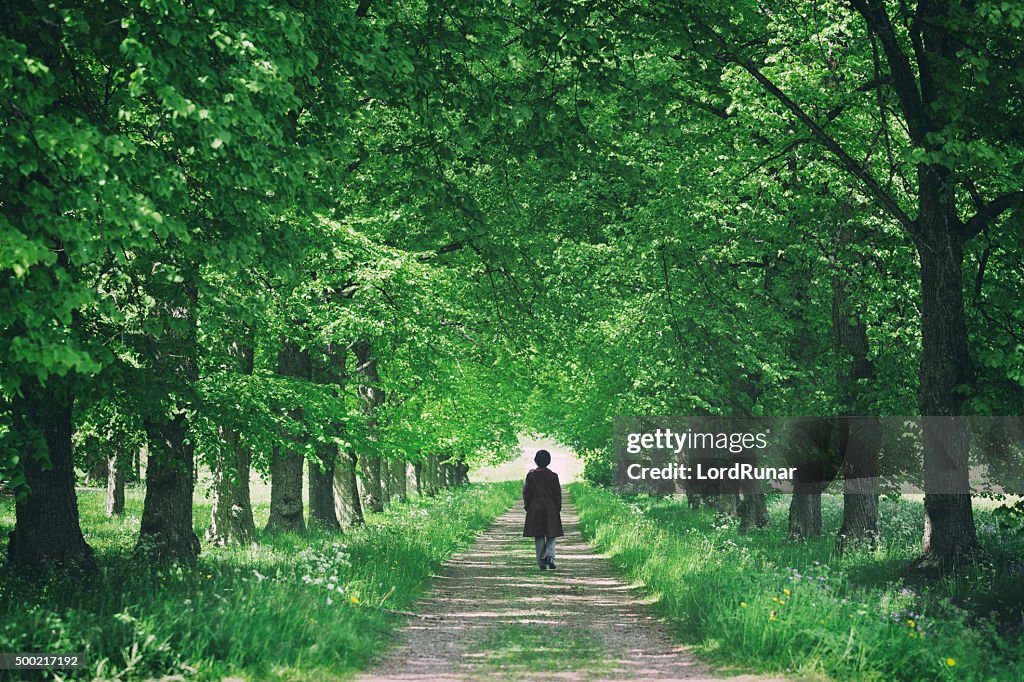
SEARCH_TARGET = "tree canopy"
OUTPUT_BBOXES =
[2,0,1022,571]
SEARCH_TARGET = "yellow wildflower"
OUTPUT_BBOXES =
[350,595,360,605]
[783,588,791,596]
[740,602,747,608]
[946,658,956,667]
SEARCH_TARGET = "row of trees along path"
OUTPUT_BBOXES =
[3,0,1023,582]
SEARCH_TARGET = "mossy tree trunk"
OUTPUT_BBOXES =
[207,427,257,545]
[207,340,257,546]
[831,224,880,549]
[787,418,836,540]
[7,380,95,570]
[139,412,201,561]
[353,340,385,512]
[136,283,201,563]
[914,226,978,569]
[389,457,408,502]
[334,449,365,527]
[265,341,310,534]
[309,343,344,530]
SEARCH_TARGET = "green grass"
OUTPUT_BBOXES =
[466,623,612,677]
[570,483,1024,682]
[0,481,518,681]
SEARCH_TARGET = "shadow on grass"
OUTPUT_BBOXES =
[0,482,519,681]
[572,483,1024,682]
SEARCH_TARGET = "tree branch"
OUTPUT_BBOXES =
[961,190,1024,241]
[848,0,926,142]
[417,240,464,261]
[710,35,914,229]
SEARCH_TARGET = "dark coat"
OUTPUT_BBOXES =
[522,467,564,537]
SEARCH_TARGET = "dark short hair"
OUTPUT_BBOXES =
[534,449,551,467]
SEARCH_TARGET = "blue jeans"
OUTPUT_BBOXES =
[534,536,556,566]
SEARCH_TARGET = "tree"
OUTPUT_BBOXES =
[660,0,1023,568]
[353,340,385,513]
[0,1,172,569]
[206,340,258,546]
[265,342,311,534]
[308,345,345,531]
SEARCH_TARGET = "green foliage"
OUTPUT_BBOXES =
[2,0,1023,671]
[992,499,1024,533]
[0,481,518,680]
[572,484,1024,681]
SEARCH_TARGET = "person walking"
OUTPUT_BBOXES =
[523,449,564,570]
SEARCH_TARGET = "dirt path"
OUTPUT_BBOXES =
[359,494,779,681]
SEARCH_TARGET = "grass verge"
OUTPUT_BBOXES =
[0,481,518,681]
[570,483,1024,682]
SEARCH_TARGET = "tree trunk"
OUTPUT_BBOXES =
[363,455,385,511]
[832,258,881,548]
[420,455,437,496]
[453,460,469,486]
[913,218,979,570]
[788,418,834,540]
[309,455,341,530]
[86,456,108,487]
[265,341,311,534]
[737,479,770,532]
[206,426,257,546]
[435,457,447,490]
[788,488,822,539]
[136,277,200,562]
[207,341,257,546]
[308,343,343,530]
[353,340,385,512]
[381,457,394,502]
[266,444,305,533]
[439,461,449,489]
[311,340,361,528]
[106,452,126,516]
[717,492,738,517]
[431,455,443,493]
[413,460,423,496]
[389,458,408,502]
[138,413,201,561]
[7,381,95,569]
[334,450,365,526]
[837,417,880,549]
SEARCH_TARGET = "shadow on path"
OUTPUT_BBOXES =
[359,493,782,681]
